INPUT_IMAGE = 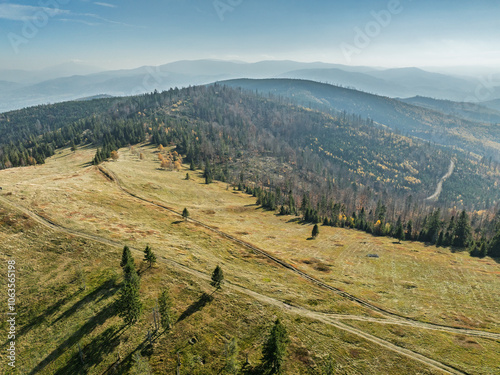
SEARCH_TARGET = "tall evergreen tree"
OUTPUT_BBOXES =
[312,224,319,239]
[393,216,404,243]
[261,319,289,375]
[143,245,157,268]
[182,207,190,220]
[117,279,143,325]
[425,209,441,244]
[211,265,224,290]
[120,245,133,268]
[452,210,472,248]
[118,260,142,325]
[203,160,213,184]
[406,221,413,241]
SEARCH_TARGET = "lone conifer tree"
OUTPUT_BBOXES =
[261,318,289,374]
[158,288,172,331]
[211,265,224,290]
[182,208,190,220]
[312,224,319,239]
[143,245,157,268]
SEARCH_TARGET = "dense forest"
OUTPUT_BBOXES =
[1,85,500,257]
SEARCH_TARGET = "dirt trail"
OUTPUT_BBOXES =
[98,166,500,341]
[0,195,470,374]
[425,159,455,201]
[1,172,495,374]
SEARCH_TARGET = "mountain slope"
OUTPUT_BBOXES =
[220,78,500,161]
[401,96,500,124]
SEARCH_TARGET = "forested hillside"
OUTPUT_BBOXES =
[221,78,500,162]
[1,85,500,255]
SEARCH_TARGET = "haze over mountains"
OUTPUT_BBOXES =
[1,59,500,113]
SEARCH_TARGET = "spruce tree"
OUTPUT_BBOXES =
[425,209,441,244]
[452,210,472,248]
[406,221,413,241]
[394,216,405,243]
[204,160,213,184]
[211,265,224,290]
[478,241,487,258]
[436,231,444,247]
[117,279,142,325]
[143,245,157,268]
[261,319,289,374]
[118,259,142,325]
[182,208,190,220]
[120,245,133,268]
[158,288,172,331]
[124,256,140,288]
[312,224,319,239]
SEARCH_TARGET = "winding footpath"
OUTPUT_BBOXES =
[425,159,455,201]
[99,166,500,340]
[2,164,499,374]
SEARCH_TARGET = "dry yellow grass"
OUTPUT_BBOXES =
[104,144,500,332]
[1,144,499,374]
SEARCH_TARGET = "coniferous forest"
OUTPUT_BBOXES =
[1,85,500,258]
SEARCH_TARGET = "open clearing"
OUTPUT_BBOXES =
[0,144,499,374]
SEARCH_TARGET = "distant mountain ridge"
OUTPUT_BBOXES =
[1,59,499,113]
[400,96,500,124]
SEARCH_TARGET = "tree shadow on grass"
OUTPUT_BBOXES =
[79,161,94,168]
[52,277,119,325]
[17,289,82,338]
[28,299,119,374]
[52,324,125,375]
[176,293,213,324]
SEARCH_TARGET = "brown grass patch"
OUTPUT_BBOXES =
[455,335,483,349]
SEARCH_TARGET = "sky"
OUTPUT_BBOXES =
[0,0,499,73]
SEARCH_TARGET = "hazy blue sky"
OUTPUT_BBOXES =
[0,0,499,71]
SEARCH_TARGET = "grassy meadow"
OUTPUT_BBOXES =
[0,144,498,374]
